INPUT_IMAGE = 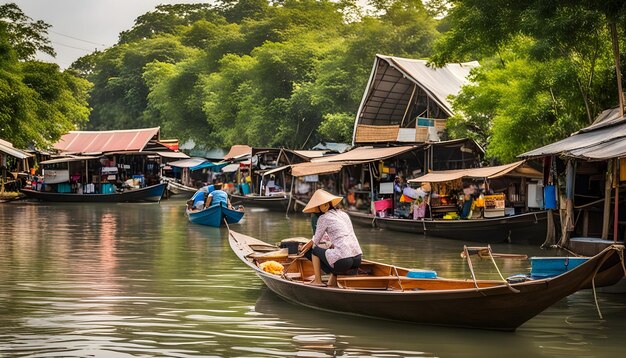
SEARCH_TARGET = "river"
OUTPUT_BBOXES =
[1,198,624,357]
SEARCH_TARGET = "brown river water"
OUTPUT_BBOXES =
[1,198,625,357]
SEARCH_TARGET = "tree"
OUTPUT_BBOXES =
[0,3,55,60]
[0,4,91,148]
[433,0,626,162]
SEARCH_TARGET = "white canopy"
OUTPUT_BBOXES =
[408,161,541,183]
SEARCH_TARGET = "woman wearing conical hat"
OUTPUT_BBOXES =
[300,189,362,287]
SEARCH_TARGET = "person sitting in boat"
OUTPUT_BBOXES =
[204,183,237,210]
[187,184,215,210]
[300,189,363,287]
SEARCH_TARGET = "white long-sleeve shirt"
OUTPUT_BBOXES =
[312,209,362,266]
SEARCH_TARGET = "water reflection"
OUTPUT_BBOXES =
[0,199,625,357]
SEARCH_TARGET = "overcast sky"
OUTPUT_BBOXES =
[5,0,212,69]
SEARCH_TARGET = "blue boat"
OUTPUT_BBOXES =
[186,203,245,227]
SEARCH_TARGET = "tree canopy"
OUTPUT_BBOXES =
[434,0,626,161]
[73,0,440,149]
[6,0,626,163]
[0,3,91,149]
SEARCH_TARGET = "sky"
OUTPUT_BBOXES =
[5,0,213,69]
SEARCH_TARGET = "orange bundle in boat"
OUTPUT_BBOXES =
[259,260,284,275]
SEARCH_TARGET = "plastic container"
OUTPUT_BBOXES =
[530,257,588,278]
[406,270,437,279]
[544,185,557,209]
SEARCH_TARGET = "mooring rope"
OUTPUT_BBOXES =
[485,246,520,293]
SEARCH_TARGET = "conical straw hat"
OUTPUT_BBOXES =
[302,189,343,213]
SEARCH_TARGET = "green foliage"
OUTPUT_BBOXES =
[80,0,441,150]
[436,0,626,162]
[86,36,197,130]
[0,3,55,60]
[318,112,355,143]
[0,4,91,149]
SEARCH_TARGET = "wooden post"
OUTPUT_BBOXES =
[602,160,613,239]
[400,84,417,127]
[614,158,620,242]
[368,163,375,214]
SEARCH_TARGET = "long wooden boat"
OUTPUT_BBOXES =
[230,193,292,211]
[229,229,624,331]
[347,210,548,244]
[20,183,166,203]
[186,203,245,227]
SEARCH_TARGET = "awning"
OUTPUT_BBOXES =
[311,145,418,163]
[191,162,228,171]
[520,121,626,159]
[519,107,626,160]
[288,150,328,160]
[168,157,208,168]
[408,161,541,183]
[0,139,32,159]
[156,151,189,159]
[566,138,626,161]
[221,163,241,173]
[54,127,160,154]
[224,145,252,160]
[261,165,290,177]
[291,162,345,177]
[41,156,100,165]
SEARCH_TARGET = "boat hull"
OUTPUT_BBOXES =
[349,210,548,244]
[230,193,291,211]
[187,204,244,227]
[162,178,197,196]
[20,183,166,203]
[229,230,624,331]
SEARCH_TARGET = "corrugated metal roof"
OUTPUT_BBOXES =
[41,156,100,164]
[54,127,160,154]
[519,121,626,159]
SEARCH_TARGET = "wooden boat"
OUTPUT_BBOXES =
[161,177,197,196]
[230,193,292,211]
[20,183,166,203]
[229,229,624,331]
[186,203,245,227]
[347,210,548,244]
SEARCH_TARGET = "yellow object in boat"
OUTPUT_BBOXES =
[259,260,284,275]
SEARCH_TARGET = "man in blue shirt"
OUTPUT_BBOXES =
[204,183,233,209]
[187,184,214,210]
